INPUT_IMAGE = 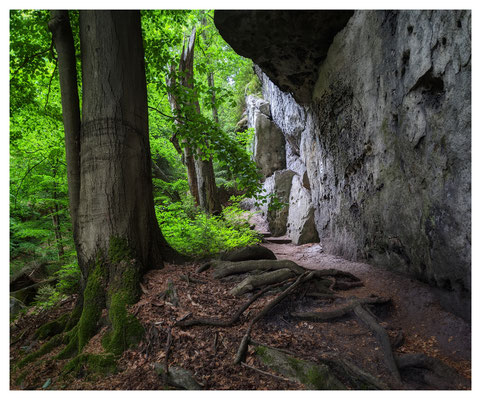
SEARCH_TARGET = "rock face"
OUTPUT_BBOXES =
[246,95,319,242]
[216,10,471,319]
[246,95,286,178]
[261,169,295,236]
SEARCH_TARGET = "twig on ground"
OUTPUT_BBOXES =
[241,361,293,382]
[163,327,173,386]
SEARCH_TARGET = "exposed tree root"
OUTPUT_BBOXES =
[210,259,306,279]
[334,280,364,290]
[176,280,292,328]
[220,245,277,262]
[229,268,296,296]
[234,272,311,364]
[163,327,173,386]
[318,352,390,390]
[353,303,402,385]
[305,292,341,300]
[290,296,390,322]
[240,361,292,382]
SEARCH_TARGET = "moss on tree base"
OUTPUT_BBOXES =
[63,353,117,377]
[16,237,145,374]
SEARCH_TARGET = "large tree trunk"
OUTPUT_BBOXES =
[77,10,165,272]
[49,10,179,359]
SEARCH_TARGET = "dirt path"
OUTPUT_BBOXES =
[251,210,471,380]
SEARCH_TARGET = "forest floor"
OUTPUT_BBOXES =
[10,219,471,390]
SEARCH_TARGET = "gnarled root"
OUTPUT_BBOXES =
[229,268,296,296]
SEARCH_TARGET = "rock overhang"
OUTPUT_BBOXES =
[214,10,354,104]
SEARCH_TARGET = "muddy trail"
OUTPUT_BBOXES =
[10,224,471,390]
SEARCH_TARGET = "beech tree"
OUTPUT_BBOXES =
[47,10,179,358]
[167,27,221,214]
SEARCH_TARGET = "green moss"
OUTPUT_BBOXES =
[254,346,274,365]
[17,333,64,368]
[102,291,144,355]
[108,236,133,264]
[34,313,70,340]
[77,260,106,351]
[56,326,79,359]
[286,355,303,373]
[63,353,117,377]
[102,240,143,355]
[64,301,82,332]
[56,257,106,360]
[286,355,342,389]
[304,365,334,389]
[14,369,29,386]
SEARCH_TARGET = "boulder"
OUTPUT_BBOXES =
[287,174,319,245]
[10,296,25,320]
[154,364,202,390]
[221,245,276,262]
[254,345,345,389]
[10,261,49,292]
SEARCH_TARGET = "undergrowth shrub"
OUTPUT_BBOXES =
[156,195,260,257]
[32,260,81,310]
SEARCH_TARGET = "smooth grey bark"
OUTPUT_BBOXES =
[77,10,167,271]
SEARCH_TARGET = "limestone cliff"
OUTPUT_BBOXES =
[216,10,471,318]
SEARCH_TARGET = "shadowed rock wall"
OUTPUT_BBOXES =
[216,10,471,318]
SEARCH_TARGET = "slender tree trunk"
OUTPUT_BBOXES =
[207,72,219,124]
[50,162,64,258]
[200,71,222,214]
[48,10,81,235]
[51,190,64,258]
[176,27,220,214]
[166,64,200,205]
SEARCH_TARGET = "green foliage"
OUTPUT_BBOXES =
[33,284,63,309]
[156,195,261,257]
[55,260,81,295]
[236,127,256,150]
[10,10,266,316]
